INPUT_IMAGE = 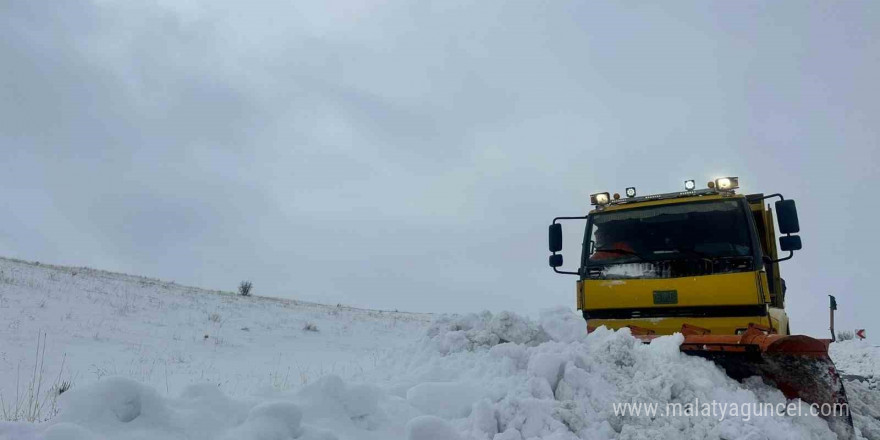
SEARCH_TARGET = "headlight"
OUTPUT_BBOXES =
[625,187,636,198]
[684,180,695,191]
[714,177,739,190]
[590,192,610,205]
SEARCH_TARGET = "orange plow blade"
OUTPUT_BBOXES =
[636,325,854,438]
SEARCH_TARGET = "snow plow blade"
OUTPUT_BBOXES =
[634,325,854,438]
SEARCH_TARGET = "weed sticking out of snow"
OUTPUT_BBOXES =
[238,280,253,297]
[0,334,72,423]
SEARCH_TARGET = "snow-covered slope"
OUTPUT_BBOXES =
[0,257,429,409]
[0,257,878,439]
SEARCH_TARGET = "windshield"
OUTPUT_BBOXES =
[584,199,755,279]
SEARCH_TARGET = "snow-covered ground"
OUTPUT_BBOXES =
[831,341,880,440]
[0,257,877,439]
[0,257,428,399]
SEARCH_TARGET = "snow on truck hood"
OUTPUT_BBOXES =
[3,308,878,440]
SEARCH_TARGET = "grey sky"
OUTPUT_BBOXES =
[2,1,878,338]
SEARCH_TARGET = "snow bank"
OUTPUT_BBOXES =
[2,308,879,439]
[830,340,880,440]
[406,416,462,440]
[844,378,880,440]
[425,311,549,354]
[0,377,336,440]
[830,340,880,380]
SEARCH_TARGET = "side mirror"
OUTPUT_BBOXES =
[775,200,800,234]
[549,224,562,253]
[547,215,586,275]
[779,235,802,252]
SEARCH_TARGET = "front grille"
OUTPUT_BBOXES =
[586,257,754,280]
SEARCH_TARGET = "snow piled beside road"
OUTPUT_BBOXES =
[831,341,880,440]
[831,340,880,380]
[379,310,844,440]
[4,310,877,439]
[1,257,879,439]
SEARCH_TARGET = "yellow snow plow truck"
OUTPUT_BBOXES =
[548,177,853,436]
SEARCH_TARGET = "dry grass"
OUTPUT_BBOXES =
[0,333,72,422]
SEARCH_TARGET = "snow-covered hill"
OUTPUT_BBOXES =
[0,257,429,399]
[0,257,877,439]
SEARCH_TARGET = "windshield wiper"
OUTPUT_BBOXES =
[592,248,648,262]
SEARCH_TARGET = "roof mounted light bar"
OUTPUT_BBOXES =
[608,186,739,205]
[595,176,739,207]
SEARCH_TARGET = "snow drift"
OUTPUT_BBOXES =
[1,258,878,439]
[3,307,878,439]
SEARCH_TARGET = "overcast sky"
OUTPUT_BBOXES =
[2,1,878,338]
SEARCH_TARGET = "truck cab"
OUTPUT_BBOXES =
[549,177,803,337]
